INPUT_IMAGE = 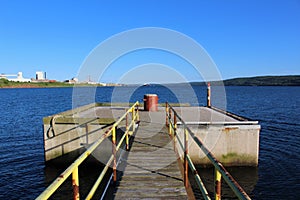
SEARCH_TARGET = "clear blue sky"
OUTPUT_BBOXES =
[0,0,299,83]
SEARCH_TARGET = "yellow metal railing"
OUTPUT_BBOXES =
[36,102,140,200]
[165,102,251,200]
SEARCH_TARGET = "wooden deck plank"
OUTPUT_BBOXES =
[112,111,190,199]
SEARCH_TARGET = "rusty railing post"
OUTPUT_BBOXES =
[173,114,177,151]
[184,127,189,188]
[207,82,211,108]
[112,126,117,183]
[165,102,169,127]
[85,123,89,144]
[72,167,80,200]
[215,168,222,200]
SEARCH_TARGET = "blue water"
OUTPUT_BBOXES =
[0,86,299,199]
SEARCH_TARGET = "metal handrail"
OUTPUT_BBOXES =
[36,102,140,200]
[165,102,251,200]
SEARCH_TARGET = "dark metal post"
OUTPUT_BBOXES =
[184,127,189,188]
[173,114,177,151]
[165,102,169,127]
[168,108,172,135]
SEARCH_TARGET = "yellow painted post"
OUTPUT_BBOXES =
[132,107,135,132]
[173,130,177,152]
[136,104,140,121]
[126,133,129,151]
[184,127,189,188]
[215,169,222,200]
[112,126,117,183]
[126,112,129,150]
[72,167,80,200]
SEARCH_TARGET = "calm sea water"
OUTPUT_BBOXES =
[0,86,299,199]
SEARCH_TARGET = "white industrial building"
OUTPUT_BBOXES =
[1,72,31,82]
[36,71,45,80]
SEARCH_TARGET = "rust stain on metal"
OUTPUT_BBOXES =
[222,127,238,133]
[215,180,221,199]
[72,179,79,200]
[193,169,198,175]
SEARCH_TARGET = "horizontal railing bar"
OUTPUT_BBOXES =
[177,121,259,125]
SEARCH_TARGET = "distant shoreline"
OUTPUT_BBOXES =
[1,75,300,88]
[0,79,123,89]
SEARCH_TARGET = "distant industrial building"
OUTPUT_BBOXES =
[0,72,31,82]
[36,71,46,80]
[64,77,78,84]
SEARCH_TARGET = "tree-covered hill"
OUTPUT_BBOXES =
[223,75,300,86]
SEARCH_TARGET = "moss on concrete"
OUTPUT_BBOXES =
[221,152,257,166]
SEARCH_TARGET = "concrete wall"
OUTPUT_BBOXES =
[177,124,260,166]
[43,122,109,161]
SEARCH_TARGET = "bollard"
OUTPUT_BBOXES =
[144,94,158,111]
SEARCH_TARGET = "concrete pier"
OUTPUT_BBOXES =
[43,103,260,166]
[40,102,258,199]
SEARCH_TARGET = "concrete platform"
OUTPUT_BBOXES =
[43,103,260,166]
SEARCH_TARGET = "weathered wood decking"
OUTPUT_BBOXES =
[112,110,190,199]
